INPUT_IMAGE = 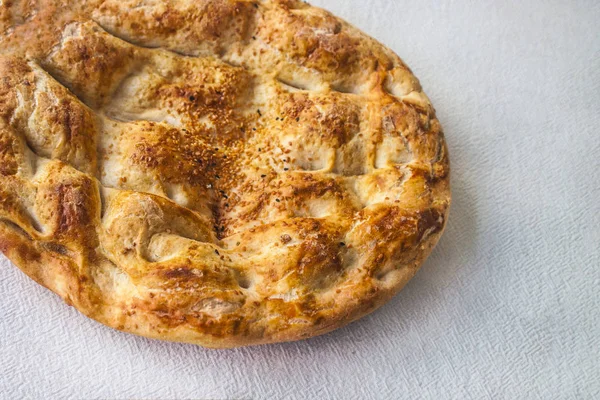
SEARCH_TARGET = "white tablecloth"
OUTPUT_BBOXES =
[1,1,598,398]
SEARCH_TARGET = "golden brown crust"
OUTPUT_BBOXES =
[0,0,450,348]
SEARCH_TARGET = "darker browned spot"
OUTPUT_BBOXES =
[295,232,344,288]
[56,182,91,234]
[417,208,444,239]
[43,242,69,256]
[0,128,18,176]
[280,234,292,244]
[162,267,197,280]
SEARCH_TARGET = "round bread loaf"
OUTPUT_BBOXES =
[0,0,450,347]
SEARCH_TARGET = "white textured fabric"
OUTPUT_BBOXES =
[1,0,598,398]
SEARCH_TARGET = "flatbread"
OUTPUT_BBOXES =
[0,0,450,347]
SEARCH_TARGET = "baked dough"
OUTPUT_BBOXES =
[0,0,450,347]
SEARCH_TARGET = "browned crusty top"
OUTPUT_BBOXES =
[0,0,450,347]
